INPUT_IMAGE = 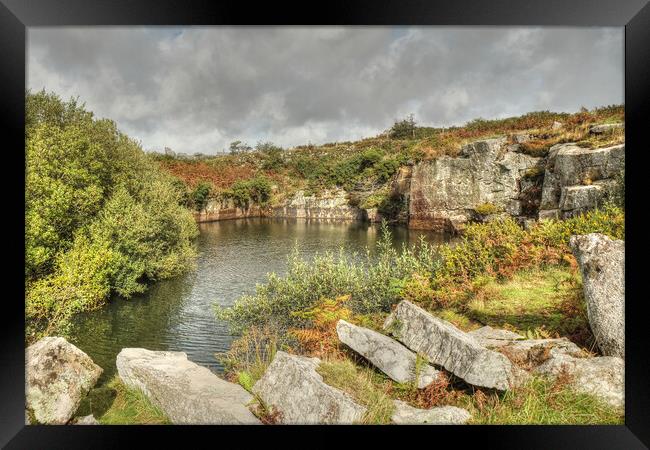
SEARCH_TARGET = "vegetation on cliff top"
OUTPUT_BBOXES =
[157,105,624,213]
[25,91,198,341]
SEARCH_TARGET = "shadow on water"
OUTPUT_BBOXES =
[69,218,452,384]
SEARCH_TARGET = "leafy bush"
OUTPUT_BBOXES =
[258,142,285,171]
[389,114,417,139]
[435,204,624,289]
[225,176,273,207]
[25,91,198,339]
[215,224,440,335]
[191,181,212,211]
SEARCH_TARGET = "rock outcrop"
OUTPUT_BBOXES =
[384,301,526,390]
[570,234,625,357]
[336,320,442,388]
[408,137,541,232]
[26,337,103,425]
[73,414,99,425]
[467,325,524,347]
[589,123,624,134]
[116,348,260,424]
[469,326,584,360]
[252,351,366,424]
[194,196,266,222]
[391,400,471,425]
[271,189,365,220]
[535,353,624,409]
[538,143,624,220]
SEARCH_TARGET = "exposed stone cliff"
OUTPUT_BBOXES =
[194,136,624,233]
[407,137,541,232]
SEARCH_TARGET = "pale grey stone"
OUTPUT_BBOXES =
[469,326,584,361]
[589,123,624,134]
[391,400,471,425]
[539,143,624,218]
[551,121,563,130]
[538,209,560,221]
[336,320,442,388]
[513,133,531,144]
[468,326,524,348]
[26,337,102,425]
[74,414,99,425]
[252,351,366,424]
[384,301,527,390]
[408,137,541,231]
[536,353,624,410]
[271,189,365,220]
[116,348,260,424]
[570,234,625,357]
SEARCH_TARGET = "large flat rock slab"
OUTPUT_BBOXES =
[116,348,260,424]
[384,301,525,390]
[570,233,625,357]
[26,336,102,424]
[252,351,366,424]
[336,320,442,388]
[391,400,471,424]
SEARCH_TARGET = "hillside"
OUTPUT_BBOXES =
[154,106,624,228]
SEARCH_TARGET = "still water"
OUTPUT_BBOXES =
[69,218,450,383]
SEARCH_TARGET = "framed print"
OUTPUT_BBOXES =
[1,0,649,448]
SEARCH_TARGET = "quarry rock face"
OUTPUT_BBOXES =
[539,143,624,219]
[408,137,541,232]
[336,320,442,388]
[391,400,471,425]
[116,348,260,424]
[271,189,365,220]
[252,351,367,424]
[384,301,527,390]
[194,196,266,222]
[570,234,625,357]
[26,337,103,425]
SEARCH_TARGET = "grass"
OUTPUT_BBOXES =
[317,358,395,424]
[457,377,623,425]
[464,267,591,345]
[74,376,170,425]
[316,354,623,425]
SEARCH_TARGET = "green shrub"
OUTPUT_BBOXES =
[191,181,212,211]
[226,176,273,207]
[389,114,417,139]
[25,91,198,339]
[215,224,440,335]
[474,202,501,216]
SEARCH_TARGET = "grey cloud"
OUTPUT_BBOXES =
[27,26,623,154]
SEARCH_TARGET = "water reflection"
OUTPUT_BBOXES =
[69,218,451,383]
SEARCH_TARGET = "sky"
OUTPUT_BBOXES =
[27,27,623,155]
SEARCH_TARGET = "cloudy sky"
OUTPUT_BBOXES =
[28,27,623,154]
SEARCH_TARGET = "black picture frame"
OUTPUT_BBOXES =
[1,1,648,448]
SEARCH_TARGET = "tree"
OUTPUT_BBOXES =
[229,140,252,154]
[389,114,417,139]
